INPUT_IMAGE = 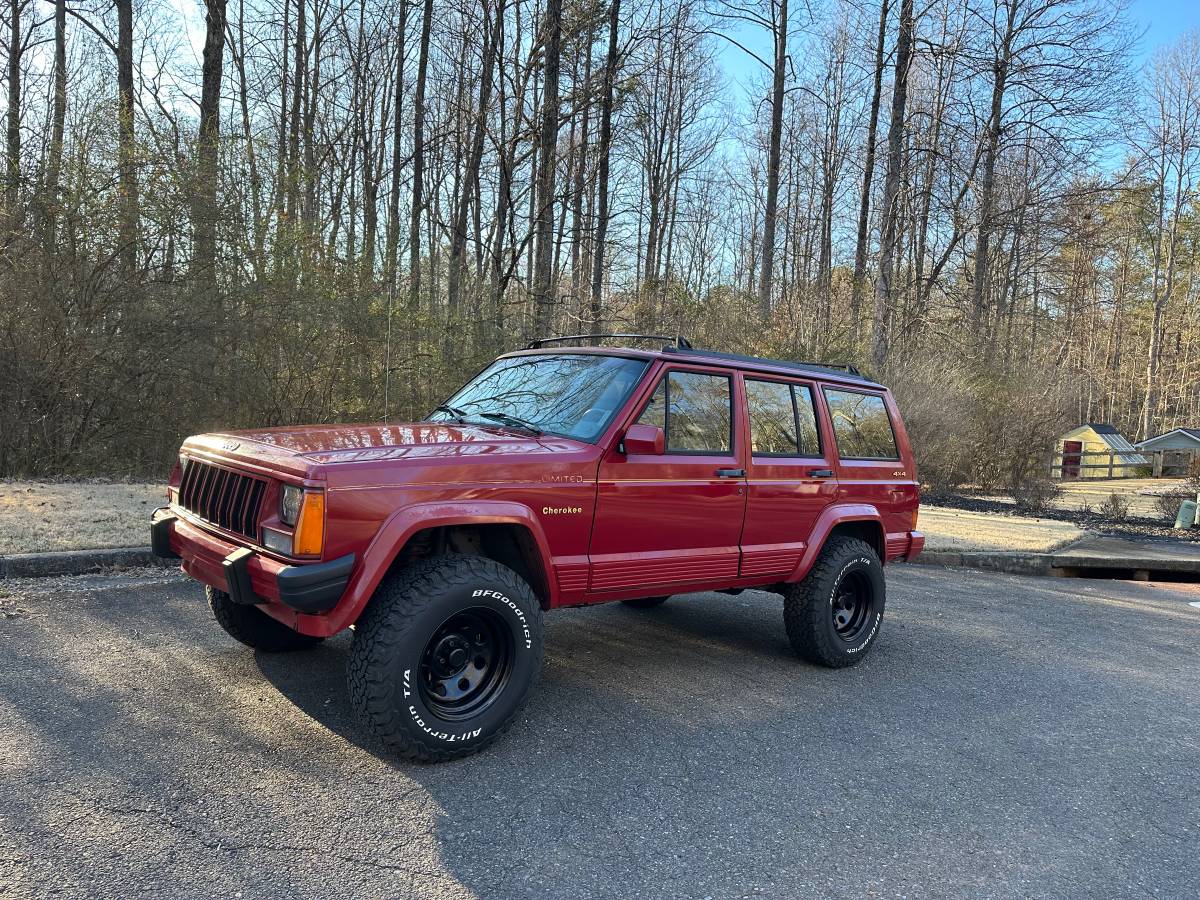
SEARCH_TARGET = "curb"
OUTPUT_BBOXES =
[912,550,1054,578]
[0,547,172,579]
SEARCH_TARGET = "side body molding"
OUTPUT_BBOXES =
[784,503,884,583]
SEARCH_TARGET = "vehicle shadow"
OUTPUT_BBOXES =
[250,590,879,896]
[251,590,797,763]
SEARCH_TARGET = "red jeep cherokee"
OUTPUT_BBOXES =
[152,336,922,760]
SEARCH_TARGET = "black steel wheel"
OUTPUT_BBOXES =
[831,570,874,642]
[419,608,514,721]
[783,536,885,667]
[348,554,544,762]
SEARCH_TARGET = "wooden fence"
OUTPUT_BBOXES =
[1050,447,1200,480]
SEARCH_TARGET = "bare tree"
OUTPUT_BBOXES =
[531,0,563,337]
[1137,33,1200,438]
[871,0,913,372]
[407,0,433,310]
[590,0,621,330]
[850,0,889,339]
[194,0,228,292]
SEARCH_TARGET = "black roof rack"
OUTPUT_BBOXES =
[525,333,693,351]
[523,335,868,382]
[663,347,867,381]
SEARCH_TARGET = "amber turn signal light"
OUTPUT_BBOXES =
[911,507,920,531]
[293,490,326,556]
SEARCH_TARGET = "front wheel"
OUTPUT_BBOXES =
[783,537,884,667]
[348,554,544,762]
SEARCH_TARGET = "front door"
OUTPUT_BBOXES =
[739,376,838,577]
[1062,441,1083,479]
[588,366,747,594]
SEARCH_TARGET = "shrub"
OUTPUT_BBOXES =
[1011,476,1063,515]
[1154,490,1191,521]
[1099,492,1131,522]
[887,359,1071,496]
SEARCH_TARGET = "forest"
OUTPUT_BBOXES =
[2,0,1199,490]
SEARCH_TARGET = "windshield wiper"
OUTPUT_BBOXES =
[476,411,543,435]
[431,403,469,421]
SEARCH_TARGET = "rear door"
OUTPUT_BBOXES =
[822,386,916,554]
[588,365,747,594]
[738,375,838,578]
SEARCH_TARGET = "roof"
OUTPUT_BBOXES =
[1135,428,1200,448]
[504,345,883,389]
[1062,423,1148,464]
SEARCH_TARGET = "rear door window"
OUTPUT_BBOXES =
[823,389,899,460]
[636,371,732,454]
[746,379,821,457]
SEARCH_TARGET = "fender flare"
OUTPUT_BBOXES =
[301,501,555,636]
[785,503,884,583]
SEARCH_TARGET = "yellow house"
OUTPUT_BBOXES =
[1054,424,1148,480]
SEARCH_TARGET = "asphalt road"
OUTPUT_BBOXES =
[1,565,1198,900]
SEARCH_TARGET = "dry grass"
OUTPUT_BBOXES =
[919,506,1087,553]
[0,481,164,555]
[1053,478,1190,519]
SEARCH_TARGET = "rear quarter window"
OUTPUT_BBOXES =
[824,388,899,460]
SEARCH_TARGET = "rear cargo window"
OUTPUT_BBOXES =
[824,389,899,460]
[746,379,821,457]
[636,371,732,454]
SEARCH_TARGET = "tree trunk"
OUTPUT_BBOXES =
[116,0,139,273]
[1143,155,1187,439]
[850,0,889,342]
[286,0,305,257]
[4,0,20,223]
[570,22,594,304]
[193,0,227,293]
[40,0,67,251]
[448,0,499,313]
[385,3,408,290]
[757,0,787,319]
[589,0,621,331]
[233,0,264,278]
[531,0,563,338]
[971,0,1016,338]
[407,0,433,310]
[870,0,913,373]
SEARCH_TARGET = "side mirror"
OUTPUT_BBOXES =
[623,423,665,456]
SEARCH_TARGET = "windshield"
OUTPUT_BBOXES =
[430,354,649,442]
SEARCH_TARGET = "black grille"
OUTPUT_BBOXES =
[178,460,266,539]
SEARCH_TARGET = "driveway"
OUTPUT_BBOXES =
[1,566,1198,899]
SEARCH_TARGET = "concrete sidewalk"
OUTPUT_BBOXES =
[916,534,1200,579]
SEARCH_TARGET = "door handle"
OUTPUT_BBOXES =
[809,469,835,478]
[715,468,746,478]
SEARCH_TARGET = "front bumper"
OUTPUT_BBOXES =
[151,507,354,615]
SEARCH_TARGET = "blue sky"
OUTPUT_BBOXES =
[1127,0,1200,63]
[715,0,1200,94]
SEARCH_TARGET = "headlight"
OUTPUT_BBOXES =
[279,484,303,525]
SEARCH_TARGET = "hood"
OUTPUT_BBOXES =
[185,422,578,468]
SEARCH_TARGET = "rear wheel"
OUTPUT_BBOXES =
[783,537,884,667]
[621,596,669,609]
[348,554,544,762]
[208,586,324,652]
